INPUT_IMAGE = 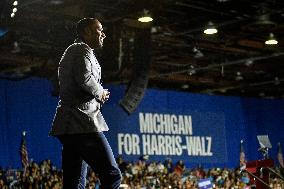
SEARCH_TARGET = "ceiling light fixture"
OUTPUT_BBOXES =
[50,0,64,5]
[235,72,243,81]
[265,33,278,45]
[219,88,227,93]
[254,14,275,26]
[274,77,280,85]
[138,9,153,23]
[181,84,189,89]
[216,0,230,2]
[204,21,218,35]
[245,60,254,66]
[259,92,265,97]
[187,65,196,76]
[11,1,18,18]
[13,1,18,6]
[192,47,204,58]
[11,41,21,53]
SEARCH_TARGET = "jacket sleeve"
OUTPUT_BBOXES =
[73,46,104,101]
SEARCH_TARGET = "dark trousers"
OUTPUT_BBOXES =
[58,132,122,189]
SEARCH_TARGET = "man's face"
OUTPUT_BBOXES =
[87,20,106,49]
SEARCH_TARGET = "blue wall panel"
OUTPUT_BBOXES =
[0,78,61,168]
[0,78,283,169]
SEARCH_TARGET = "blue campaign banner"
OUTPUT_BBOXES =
[102,85,229,166]
[1,77,284,168]
[111,111,226,164]
[198,178,213,189]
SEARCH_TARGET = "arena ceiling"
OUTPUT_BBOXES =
[0,0,284,99]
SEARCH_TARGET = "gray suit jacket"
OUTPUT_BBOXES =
[50,39,109,136]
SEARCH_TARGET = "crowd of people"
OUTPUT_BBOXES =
[0,156,283,189]
[0,159,61,189]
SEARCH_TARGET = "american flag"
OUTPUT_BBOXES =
[20,131,29,169]
[240,140,246,168]
[277,142,284,168]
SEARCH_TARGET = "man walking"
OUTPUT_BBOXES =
[50,18,122,189]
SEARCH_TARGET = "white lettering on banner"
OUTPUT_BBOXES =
[175,136,183,155]
[139,113,192,135]
[186,136,213,156]
[117,133,140,155]
[142,135,183,155]
[118,113,214,157]
[153,114,160,133]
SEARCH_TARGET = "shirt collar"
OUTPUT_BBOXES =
[74,38,93,50]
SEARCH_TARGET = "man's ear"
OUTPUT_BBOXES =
[84,27,92,37]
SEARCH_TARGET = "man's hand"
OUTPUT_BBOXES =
[101,89,110,103]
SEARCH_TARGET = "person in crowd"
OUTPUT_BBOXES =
[173,160,186,177]
[0,178,9,189]
[164,158,173,173]
[116,155,128,174]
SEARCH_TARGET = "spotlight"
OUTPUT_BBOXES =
[274,77,280,85]
[13,1,18,6]
[10,13,15,18]
[259,92,265,97]
[204,21,218,35]
[219,88,227,93]
[235,72,243,81]
[192,47,204,58]
[265,33,278,45]
[138,9,153,23]
[181,84,189,89]
[187,65,196,76]
[151,26,159,33]
[12,8,17,13]
[50,0,64,5]
[11,41,21,53]
[244,60,253,66]
[254,14,275,26]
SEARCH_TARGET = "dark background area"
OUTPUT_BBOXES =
[0,0,284,99]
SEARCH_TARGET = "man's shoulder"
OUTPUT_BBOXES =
[66,42,92,55]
